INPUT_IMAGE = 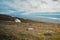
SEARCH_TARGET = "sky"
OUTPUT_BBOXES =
[0,0,60,15]
[0,0,60,23]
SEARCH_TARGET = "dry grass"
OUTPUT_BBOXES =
[0,20,60,40]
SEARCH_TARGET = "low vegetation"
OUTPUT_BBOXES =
[0,14,60,40]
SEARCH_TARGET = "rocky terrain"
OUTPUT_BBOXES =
[0,14,60,40]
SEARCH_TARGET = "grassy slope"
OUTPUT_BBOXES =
[0,20,60,40]
[0,13,60,40]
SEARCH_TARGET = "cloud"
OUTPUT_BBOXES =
[1,0,60,14]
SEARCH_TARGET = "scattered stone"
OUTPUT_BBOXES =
[44,31,53,36]
[27,28,34,31]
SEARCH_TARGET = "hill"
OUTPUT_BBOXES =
[0,14,60,40]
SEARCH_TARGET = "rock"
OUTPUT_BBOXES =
[14,18,21,23]
[44,31,53,36]
[27,28,34,31]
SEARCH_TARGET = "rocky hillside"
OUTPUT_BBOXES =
[0,14,16,21]
[0,14,60,40]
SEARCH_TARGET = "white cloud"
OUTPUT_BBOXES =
[2,0,60,14]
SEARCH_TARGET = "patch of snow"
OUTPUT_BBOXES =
[14,18,21,22]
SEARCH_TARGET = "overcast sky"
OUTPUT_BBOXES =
[0,0,60,14]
